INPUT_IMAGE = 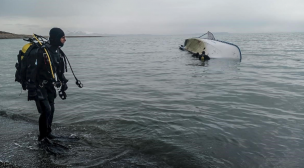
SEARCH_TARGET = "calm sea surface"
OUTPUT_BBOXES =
[1,33,304,167]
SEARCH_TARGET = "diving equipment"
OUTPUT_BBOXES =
[59,49,83,88]
[14,34,83,96]
[33,34,55,79]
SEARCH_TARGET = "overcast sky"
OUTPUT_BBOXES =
[1,0,304,35]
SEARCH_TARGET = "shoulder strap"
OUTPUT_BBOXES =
[58,48,68,72]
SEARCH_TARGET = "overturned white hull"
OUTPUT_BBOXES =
[184,35,242,61]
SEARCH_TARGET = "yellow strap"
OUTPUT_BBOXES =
[33,34,55,79]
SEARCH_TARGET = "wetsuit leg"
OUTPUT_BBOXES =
[35,86,56,139]
[47,92,55,134]
[46,86,56,135]
[36,99,52,138]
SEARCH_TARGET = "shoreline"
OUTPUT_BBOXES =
[0,111,171,167]
[0,35,104,39]
[0,31,104,39]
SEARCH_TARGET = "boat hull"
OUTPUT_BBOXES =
[184,38,241,61]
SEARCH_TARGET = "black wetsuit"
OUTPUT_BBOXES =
[25,43,67,139]
[192,53,200,58]
[199,54,210,61]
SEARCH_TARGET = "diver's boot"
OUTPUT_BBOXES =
[38,135,46,141]
[47,133,61,140]
[41,137,53,144]
[47,133,80,141]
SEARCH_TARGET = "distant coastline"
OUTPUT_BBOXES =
[0,31,32,39]
[0,31,103,39]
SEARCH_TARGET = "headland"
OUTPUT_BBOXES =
[0,31,103,39]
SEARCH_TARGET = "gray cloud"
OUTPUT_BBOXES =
[1,0,304,34]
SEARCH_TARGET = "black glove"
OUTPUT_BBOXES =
[54,81,60,88]
[59,82,68,100]
[27,83,37,101]
[61,82,68,91]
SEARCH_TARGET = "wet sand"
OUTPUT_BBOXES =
[0,112,55,168]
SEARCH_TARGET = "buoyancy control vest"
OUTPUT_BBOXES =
[15,34,83,92]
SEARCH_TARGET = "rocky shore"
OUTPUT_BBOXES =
[0,31,103,39]
[0,31,32,39]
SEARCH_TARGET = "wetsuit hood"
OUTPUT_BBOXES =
[49,28,65,47]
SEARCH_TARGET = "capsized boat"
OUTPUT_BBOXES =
[181,31,241,61]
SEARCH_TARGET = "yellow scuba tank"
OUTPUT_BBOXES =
[15,42,37,83]
[15,34,55,84]
[20,43,33,60]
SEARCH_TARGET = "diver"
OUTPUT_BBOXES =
[192,52,200,58]
[26,28,68,141]
[198,51,210,61]
[179,45,185,51]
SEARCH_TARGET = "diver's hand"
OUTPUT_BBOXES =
[54,81,61,88]
[61,82,68,92]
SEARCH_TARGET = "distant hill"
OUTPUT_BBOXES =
[0,31,104,39]
[0,31,32,39]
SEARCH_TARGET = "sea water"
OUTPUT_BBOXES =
[0,33,304,167]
